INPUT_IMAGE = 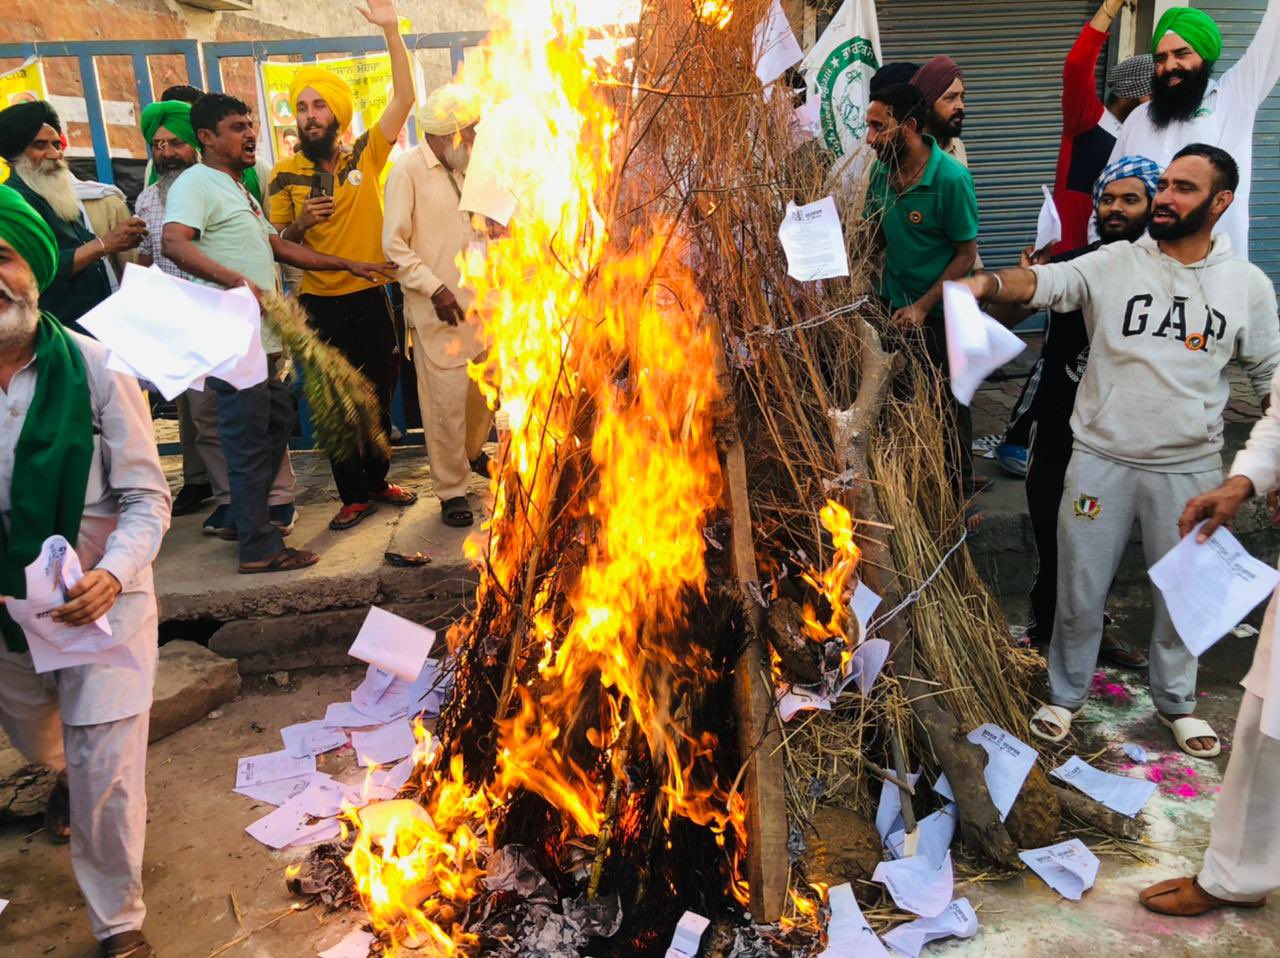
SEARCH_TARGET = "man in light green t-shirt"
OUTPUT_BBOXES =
[162,93,392,575]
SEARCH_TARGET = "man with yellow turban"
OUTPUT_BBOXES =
[267,0,419,531]
[0,185,171,958]
[383,84,491,531]
[1109,1,1280,256]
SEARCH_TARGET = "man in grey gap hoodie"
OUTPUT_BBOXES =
[959,143,1280,758]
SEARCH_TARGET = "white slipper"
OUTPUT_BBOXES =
[1157,714,1221,759]
[1029,704,1076,743]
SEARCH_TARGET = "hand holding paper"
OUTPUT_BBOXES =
[1034,185,1062,254]
[942,281,1026,406]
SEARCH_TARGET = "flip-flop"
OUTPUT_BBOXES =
[239,547,320,575]
[373,483,418,506]
[441,496,474,527]
[330,502,379,530]
[1029,703,1076,743]
[1139,877,1266,916]
[1157,714,1221,758]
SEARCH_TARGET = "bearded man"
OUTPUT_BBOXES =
[911,55,967,165]
[0,184,170,958]
[382,86,493,530]
[0,101,146,331]
[135,99,297,527]
[267,0,419,532]
[1109,2,1280,256]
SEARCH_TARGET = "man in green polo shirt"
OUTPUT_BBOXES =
[864,81,981,499]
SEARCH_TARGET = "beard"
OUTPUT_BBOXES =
[156,166,189,203]
[872,131,906,168]
[1148,194,1216,241]
[929,108,963,139]
[13,154,82,224]
[443,143,471,172]
[0,277,41,354]
[1095,211,1150,244]
[299,120,340,164]
[1149,63,1212,129]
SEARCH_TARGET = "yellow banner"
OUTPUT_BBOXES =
[0,58,49,182]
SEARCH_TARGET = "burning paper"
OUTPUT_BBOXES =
[245,795,335,850]
[753,0,803,97]
[818,882,890,957]
[1051,756,1156,818]
[872,851,954,918]
[882,897,979,957]
[967,723,1037,821]
[942,281,1026,406]
[318,928,376,958]
[458,113,519,226]
[1034,185,1062,254]
[1019,838,1099,901]
[778,196,851,281]
[347,607,437,682]
[851,580,882,634]
[1148,522,1280,656]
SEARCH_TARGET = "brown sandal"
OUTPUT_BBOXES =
[1139,877,1266,916]
[239,547,320,575]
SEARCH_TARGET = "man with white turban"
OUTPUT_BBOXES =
[267,0,419,532]
[382,84,492,530]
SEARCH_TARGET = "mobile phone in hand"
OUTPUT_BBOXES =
[309,171,335,199]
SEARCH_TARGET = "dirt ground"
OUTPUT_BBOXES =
[2,593,1280,957]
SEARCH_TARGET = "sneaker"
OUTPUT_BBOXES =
[269,503,297,535]
[202,504,235,538]
[994,442,1029,478]
[171,481,213,516]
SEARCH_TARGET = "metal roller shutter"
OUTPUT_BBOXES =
[1196,1,1280,283]
[872,0,1101,272]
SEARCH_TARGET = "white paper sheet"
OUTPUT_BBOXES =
[790,96,821,147]
[852,580,882,634]
[244,798,326,850]
[234,772,329,807]
[876,769,922,842]
[458,116,518,227]
[293,778,364,818]
[873,851,954,918]
[79,264,265,400]
[1051,755,1157,818]
[349,693,409,726]
[351,665,397,709]
[753,0,804,95]
[845,637,890,696]
[886,803,956,868]
[1019,838,1099,901]
[818,882,890,957]
[778,196,850,281]
[943,281,1027,406]
[967,723,1037,822]
[288,817,342,848]
[348,607,438,682]
[1034,185,1062,254]
[666,910,710,957]
[1148,522,1280,656]
[406,658,452,718]
[1122,742,1150,764]
[0,898,8,915]
[318,929,376,958]
[882,897,978,958]
[352,720,417,767]
[4,535,134,675]
[281,720,348,759]
[777,636,892,721]
[235,750,316,789]
[323,701,385,729]
[364,756,416,800]
[933,773,955,803]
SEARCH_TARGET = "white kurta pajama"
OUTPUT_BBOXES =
[382,143,492,503]
[1108,0,1280,257]
[1198,367,1280,901]
[0,332,170,939]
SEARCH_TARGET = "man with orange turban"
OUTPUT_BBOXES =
[267,0,419,531]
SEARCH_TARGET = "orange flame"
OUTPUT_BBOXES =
[800,500,862,645]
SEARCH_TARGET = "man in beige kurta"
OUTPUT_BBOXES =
[382,85,491,527]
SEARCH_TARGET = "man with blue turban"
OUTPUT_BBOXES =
[0,185,170,958]
[1110,1,1280,256]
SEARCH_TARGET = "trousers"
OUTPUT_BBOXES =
[186,385,295,507]
[1050,449,1220,714]
[300,286,400,505]
[209,358,293,563]
[0,653,150,940]
[1198,692,1280,900]
[175,392,208,487]
[409,335,492,503]
[1026,415,1074,642]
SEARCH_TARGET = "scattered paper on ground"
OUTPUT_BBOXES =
[235,750,316,789]
[873,851,954,917]
[666,910,709,957]
[818,882,890,957]
[318,928,376,958]
[886,803,956,868]
[348,607,437,681]
[967,723,1037,821]
[1051,755,1157,818]
[1019,838,1099,900]
[882,897,978,957]
[352,720,417,767]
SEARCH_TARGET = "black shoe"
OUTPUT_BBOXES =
[101,930,154,958]
[171,482,212,517]
[45,773,70,844]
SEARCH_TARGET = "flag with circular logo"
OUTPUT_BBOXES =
[801,0,883,161]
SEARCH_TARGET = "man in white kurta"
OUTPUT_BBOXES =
[1108,1,1280,256]
[1139,369,1280,915]
[382,85,492,529]
[0,186,170,957]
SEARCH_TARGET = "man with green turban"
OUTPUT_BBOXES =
[1109,1,1280,256]
[0,185,170,958]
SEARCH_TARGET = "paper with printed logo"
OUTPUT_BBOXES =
[1019,838,1099,900]
[753,0,804,97]
[778,196,850,281]
[882,897,978,957]
[967,723,1037,821]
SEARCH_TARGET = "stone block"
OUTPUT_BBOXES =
[150,640,242,743]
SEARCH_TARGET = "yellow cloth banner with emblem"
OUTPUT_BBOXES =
[0,58,50,183]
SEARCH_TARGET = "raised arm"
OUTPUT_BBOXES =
[1222,0,1280,108]
[358,0,415,144]
[1063,2,1125,135]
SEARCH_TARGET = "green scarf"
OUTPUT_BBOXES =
[0,315,93,652]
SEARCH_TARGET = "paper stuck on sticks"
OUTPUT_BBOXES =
[5,535,135,675]
[1051,755,1157,818]
[967,723,1037,822]
[778,196,850,281]
[753,0,804,97]
[1034,185,1062,254]
[348,606,438,682]
[1019,838,1099,900]
[1149,522,1280,656]
[881,897,978,958]
[943,281,1026,406]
